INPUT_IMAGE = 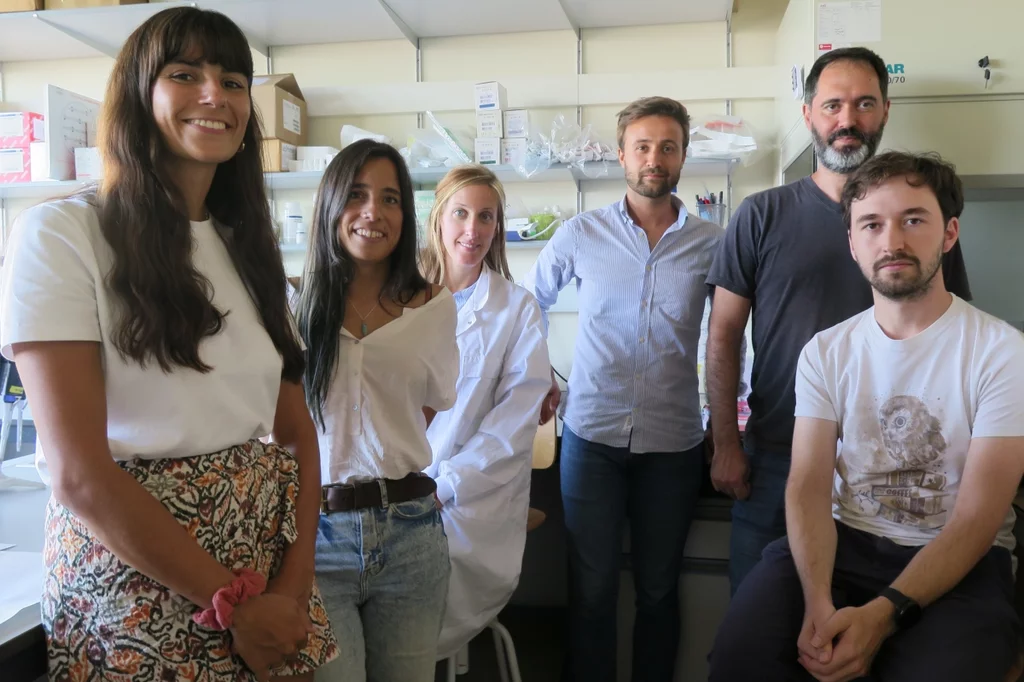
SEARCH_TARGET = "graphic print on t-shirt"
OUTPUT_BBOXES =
[838,395,949,531]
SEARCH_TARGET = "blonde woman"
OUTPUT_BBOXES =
[420,165,552,659]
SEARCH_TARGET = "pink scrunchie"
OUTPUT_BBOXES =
[193,568,267,631]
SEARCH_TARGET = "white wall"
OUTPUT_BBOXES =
[1,11,788,382]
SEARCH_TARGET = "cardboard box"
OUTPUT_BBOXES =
[0,0,43,12]
[0,148,32,184]
[0,112,44,148]
[501,138,527,168]
[503,110,529,139]
[43,0,147,8]
[475,110,503,139]
[262,139,297,173]
[252,74,307,147]
[74,146,103,180]
[474,81,508,111]
[474,138,500,166]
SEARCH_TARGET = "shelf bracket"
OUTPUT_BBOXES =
[34,12,118,58]
[376,0,419,49]
[555,0,580,40]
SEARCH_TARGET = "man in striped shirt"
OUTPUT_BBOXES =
[524,96,723,682]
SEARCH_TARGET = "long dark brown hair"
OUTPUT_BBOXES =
[96,7,303,380]
[296,140,428,427]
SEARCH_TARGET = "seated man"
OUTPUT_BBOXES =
[708,151,1024,682]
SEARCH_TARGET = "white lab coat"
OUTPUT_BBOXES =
[425,266,552,659]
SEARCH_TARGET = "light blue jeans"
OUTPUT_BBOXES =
[313,493,450,682]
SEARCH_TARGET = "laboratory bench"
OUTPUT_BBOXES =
[0,454,48,682]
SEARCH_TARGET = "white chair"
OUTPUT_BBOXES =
[446,418,556,681]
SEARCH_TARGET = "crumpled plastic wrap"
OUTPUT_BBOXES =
[688,115,766,166]
[399,112,473,169]
[512,115,617,179]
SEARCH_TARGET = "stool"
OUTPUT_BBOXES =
[446,418,556,681]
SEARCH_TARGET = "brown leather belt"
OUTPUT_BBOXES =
[320,474,436,514]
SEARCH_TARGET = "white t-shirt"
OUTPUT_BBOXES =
[0,197,283,461]
[795,294,1024,551]
[319,290,458,486]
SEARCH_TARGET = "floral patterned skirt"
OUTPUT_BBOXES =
[41,440,338,681]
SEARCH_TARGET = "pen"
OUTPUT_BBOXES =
[719,191,724,204]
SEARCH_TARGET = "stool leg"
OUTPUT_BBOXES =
[447,656,457,682]
[490,620,521,682]
[491,625,510,682]
[456,644,470,675]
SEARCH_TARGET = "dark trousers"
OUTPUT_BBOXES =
[728,446,790,594]
[709,521,1021,682]
[560,426,704,682]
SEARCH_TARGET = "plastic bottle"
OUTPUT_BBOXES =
[282,201,302,244]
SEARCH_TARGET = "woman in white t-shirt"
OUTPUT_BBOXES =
[293,139,458,682]
[419,165,552,661]
[0,8,337,681]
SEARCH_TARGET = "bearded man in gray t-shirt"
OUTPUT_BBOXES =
[705,47,972,595]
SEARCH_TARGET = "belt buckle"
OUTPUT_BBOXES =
[320,486,330,515]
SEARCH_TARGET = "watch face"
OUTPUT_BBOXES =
[898,601,922,629]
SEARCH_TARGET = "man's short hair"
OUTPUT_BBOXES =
[841,151,965,228]
[804,47,888,106]
[616,97,690,151]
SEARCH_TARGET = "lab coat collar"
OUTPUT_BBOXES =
[456,264,494,335]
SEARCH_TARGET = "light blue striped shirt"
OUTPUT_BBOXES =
[524,195,723,453]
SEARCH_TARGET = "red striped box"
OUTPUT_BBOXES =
[0,112,45,148]
[0,147,32,184]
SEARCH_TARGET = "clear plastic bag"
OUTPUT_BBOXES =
[511,114,612,179]
[688,115,768,167]
[400,112,472,169]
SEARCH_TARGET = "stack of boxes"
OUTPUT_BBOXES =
[0,112,45,184]
[253,74,308,172]
[472,81,530,168]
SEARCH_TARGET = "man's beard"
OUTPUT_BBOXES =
[864,246,943,301]
[812,124,885,173]
[625,167,681,199]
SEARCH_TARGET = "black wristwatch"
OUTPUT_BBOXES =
[879,587,922,630]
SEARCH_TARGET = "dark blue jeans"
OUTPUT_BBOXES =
[728,446,791,595]
[560,426,704,682]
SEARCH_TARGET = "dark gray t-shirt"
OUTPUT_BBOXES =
[707,176,971,453]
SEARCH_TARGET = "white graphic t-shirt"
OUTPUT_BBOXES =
[795,295,1024,551]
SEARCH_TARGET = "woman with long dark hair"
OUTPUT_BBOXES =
[0,8,336,681]
[295,139,458,682]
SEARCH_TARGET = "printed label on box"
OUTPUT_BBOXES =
[282,142,298,162]
[503,110,529,138]
[0,114,24,138]
[282,100,302,135]
[0,149,27,173]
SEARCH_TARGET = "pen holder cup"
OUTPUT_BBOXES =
[696,203,728,227]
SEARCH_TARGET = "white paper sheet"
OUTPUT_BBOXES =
[0,551,43,627]
[817,0,882,53]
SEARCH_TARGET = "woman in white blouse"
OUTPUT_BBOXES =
[419,165,552,660]
[294,139,459,682]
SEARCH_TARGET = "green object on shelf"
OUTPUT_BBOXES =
[524,212,558,240]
